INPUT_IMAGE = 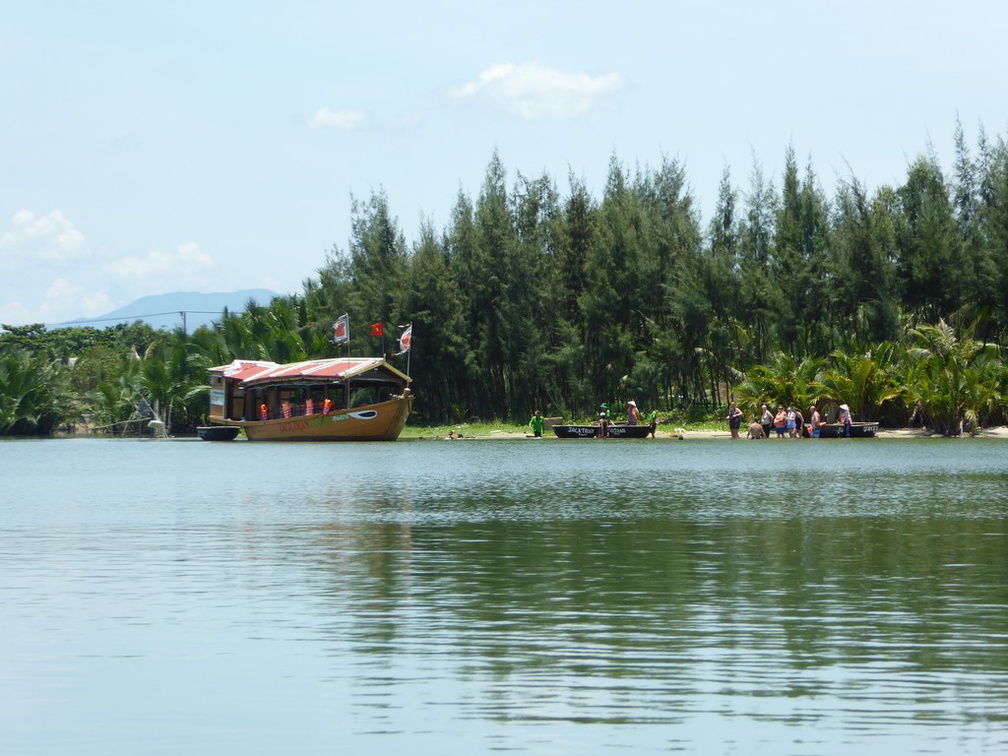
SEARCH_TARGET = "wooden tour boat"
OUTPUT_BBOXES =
[205,357,413,441]
[553,423,654,439]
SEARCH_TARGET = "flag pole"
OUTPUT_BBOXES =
[396,322,412,378]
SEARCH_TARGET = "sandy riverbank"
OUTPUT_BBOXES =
[658,426,1008,440]
[459,426,1008,441]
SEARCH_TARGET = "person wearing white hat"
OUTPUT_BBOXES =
[839,403,852,437]
[627,400,640,425]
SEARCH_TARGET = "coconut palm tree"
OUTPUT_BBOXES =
[0,349,78,435]
[734,351,822,417]
[815,343,903,423]
[904,319,1003,434]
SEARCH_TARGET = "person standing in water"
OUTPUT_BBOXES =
[809,405,822,438]
[727,401,744,439]
[760,404,774,440]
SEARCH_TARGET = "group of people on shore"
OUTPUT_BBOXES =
[595,400,657,437]
[526,400,657,438]
[728,401,853,439]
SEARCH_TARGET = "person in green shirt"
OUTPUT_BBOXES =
[528,410,545,437]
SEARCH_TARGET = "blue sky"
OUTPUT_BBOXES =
[2,0,1005,326]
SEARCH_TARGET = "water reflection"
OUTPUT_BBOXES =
[280,449,1008,747]
[1,438,1006,754]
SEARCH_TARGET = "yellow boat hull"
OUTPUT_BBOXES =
[222,393,412,442]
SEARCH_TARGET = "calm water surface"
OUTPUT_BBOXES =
[1,436,1006,754]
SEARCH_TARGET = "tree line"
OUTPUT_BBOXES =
[2,121,1007,436]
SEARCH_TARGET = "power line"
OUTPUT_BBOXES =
[24,310,233,329]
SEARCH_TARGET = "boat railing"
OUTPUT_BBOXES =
[279,402,326,419]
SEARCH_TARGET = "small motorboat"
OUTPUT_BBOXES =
[553,423,653,439]
[806,422,879,438]
[196,425,240,441]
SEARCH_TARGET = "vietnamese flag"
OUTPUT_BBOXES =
[370,322,383,337]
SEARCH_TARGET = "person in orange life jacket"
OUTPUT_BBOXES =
[260,402,268,422]
[323,398,333,415]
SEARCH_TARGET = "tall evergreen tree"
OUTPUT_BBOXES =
[346,189,408,347]
[737,157,778,363]
[895,153,961,324]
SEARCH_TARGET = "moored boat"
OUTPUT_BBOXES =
[553,423,653,439]
[196,425,240,441]
[805,421,879,438]
[205,357,413,441]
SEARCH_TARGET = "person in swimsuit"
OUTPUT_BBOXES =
[760,404,774,440]
[809,405,821,438]
[727,401,744,439]
[774,407,787,438]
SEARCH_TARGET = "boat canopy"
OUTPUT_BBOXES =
[209,358,410,389]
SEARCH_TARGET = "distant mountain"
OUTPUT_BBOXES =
[57,289,280,332]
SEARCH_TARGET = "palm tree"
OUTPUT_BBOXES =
[816,343,903,423]
[0,350,78,435]
[904,319,1003,434]
[735,351,822,417]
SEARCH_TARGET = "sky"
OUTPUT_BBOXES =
[2,0,1006,327]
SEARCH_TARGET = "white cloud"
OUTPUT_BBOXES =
[110,241,214,290]
[0,300,32,325]
[0,278,111,325]
[309,107,366,130]
[40,279,111,321]
[451,62,625,121]
[0,209,88,264]
[0,209,219,326]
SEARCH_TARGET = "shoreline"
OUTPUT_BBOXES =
[49,424,1008,441]
[415,425,1008,441]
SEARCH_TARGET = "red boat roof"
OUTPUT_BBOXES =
[209,357,409,387]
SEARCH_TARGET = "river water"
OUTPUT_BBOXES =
[1,436,1006,754]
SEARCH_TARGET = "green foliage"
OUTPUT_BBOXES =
[903,319,1005,435]
[4,125,1008,433]
[816,344,904,423]
[735,351,823,417]
[0,349,78,434]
